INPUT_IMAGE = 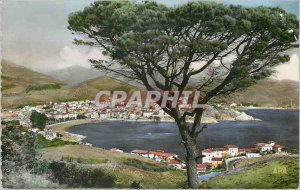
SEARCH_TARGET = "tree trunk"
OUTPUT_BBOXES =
[185,138,199,189]
[176,119,199,189]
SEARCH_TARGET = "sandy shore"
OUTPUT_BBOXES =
[47,119,102,134]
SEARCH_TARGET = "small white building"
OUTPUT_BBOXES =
[129,113,137,120]
[255,142,273,152]
[246,153,261,158]
[90,112,100,119]
[168,159,186,169]
[202,148,227,163]
[142,112,153,118]
[44,129,57,141]
[224,145,239,156]
[110,148,124,153]
[131,149,155,159]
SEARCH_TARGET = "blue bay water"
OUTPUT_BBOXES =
[69,109,299,158]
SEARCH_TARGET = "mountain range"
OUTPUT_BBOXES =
[46,65,104,87]
[1,60,299,108]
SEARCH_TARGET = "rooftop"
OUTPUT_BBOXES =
[202,148,226,153]
[212,157,223,161]
[131,149,150,154]
[224,145,238,149]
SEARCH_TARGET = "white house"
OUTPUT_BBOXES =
[255,142,273,152]
[44,129,57,141]
[224,145,239,156]
[246,153,261,158]
[90,112,99,119]
[150,151,178,162]
[110,148,124,153]
[54,114,63,120]
[202,148,227,163]
[129,113,137,120]
[142,112,153,118]
[131,149,155,159]
[168,159,186,169]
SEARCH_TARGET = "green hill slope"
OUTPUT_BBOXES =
[215,79,299,108]
[201,158,299,189]
[1,60,63,96]
[2,62,136,108]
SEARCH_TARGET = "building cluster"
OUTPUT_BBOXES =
[201,141,287,169]
[130,149,187,170]
[129,141,287,174]
[1,100,173,129]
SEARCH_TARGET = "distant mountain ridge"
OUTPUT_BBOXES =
[46,65,104,87]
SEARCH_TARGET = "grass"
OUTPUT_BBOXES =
[36,135,78,149]
[16,102,38,109]
[200,159,299,189]
[2,84,16,91]
[106,167,186,189]
[40,145,187,188]
[2,75,12,81]
[119,158,170,172]
[61,156,109,164]
[26,84,61,93]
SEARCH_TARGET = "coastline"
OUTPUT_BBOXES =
[47,119,102,135]
[46,112,260,135]
[245,106,299,110]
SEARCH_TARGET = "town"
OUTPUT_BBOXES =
[128,141,287,174]
[2,99,175,129]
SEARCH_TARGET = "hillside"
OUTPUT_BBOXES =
[40,145,186,188]
[2,74,136,108]
[46,65,103,87]
[216,79,299,108]
[1,60,63,96]
[200,158,299,189]
[2,61,298,108]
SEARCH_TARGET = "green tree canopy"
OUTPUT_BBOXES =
[30,110,48,130]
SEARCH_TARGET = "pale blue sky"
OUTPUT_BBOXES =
[2,0,299,80]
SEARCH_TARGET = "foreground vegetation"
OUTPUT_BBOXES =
[2,123,186,188]
[40,145,187,188]
[201,159,299,189]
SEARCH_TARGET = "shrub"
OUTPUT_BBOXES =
[49,161,116,188]
[36,134,77,149]
[121,158,169,172]
[77,114,87,119]
[3,169,63,189]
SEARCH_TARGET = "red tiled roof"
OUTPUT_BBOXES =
[212,157,223,161]
[196,164,207,170]
[255,143,266,147]
[151,151,176,157]
[273,145,286,149]
[169,159,182,165]
[202,148,226,153]
[224,145,238,149]
[238,148,257,153]
[131,149,150,154]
